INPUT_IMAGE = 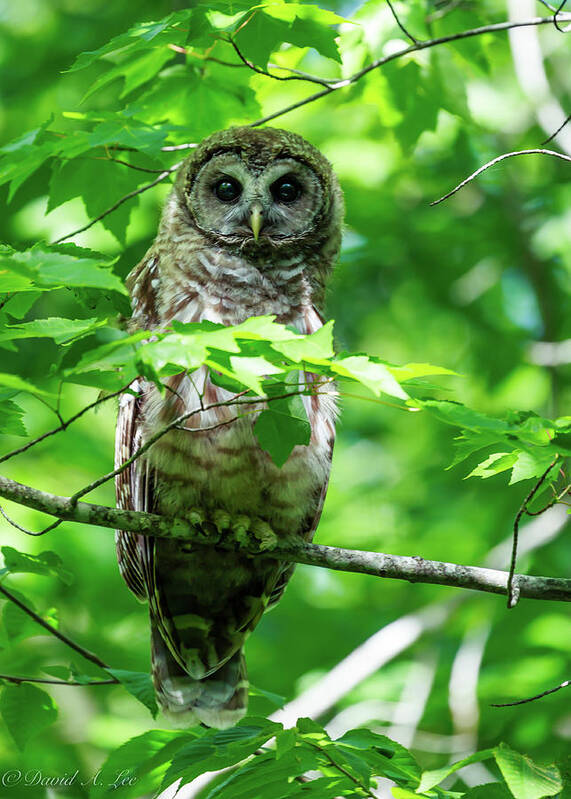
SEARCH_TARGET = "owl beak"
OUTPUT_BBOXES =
[249,203,264,242]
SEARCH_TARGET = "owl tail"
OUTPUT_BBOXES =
[150,625,248,729]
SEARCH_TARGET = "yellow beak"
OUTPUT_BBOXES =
[249,203,263,241]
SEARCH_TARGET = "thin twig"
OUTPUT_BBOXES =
[0,674,118,687]
[52,165,182,244]
[431,149,571,206]
[536,0,558,12]
[0,381,135,465]
[311,742,377,798]
[0,473,570,602]
[67,386,316,505]
[161,143,198,152]
[0,504,62,536]
[0,583,110,671]
[248,15,570,128]
[553,0,568,32]
[227,37,333,88]
[540,113,571,144]
[506,459,559,608]
[491,679,570,707]
[386,0,421,44]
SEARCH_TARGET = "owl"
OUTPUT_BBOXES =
[115,126,343,729]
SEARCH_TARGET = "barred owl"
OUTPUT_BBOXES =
[115,126,343,728]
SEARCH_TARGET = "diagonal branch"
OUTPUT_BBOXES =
[0,381,135,466]
[430,149,571,206]
[0,474,569,603]
[249,14,570,128]
[0,582,115,674]
[52,164,182,244]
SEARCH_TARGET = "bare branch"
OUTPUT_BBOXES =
[0,504,62,537]
[227,37,333,88]
[430,149,571,206]
[541,112,571,144]
[0,473,569,602]
[553,0,569,31]
[491,678,570,706]
[386,0,421,45]
[0,674,117,687]
[507,459,559,608]
[250,15,570,128]
[52,164,182,244]
[0,582,111,672]
[0,381,135,465]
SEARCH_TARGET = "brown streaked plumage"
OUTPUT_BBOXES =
[115,126,343,728]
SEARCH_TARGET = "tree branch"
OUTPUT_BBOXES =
[46,15,569,238]
[490,678,570,707]
[0,381,135,465]
[52,164,182,244]
[430,149,571,206]
[249,15,570,128]
[0,674,117,687]
[0,474,569,603]
[0,582,113,673]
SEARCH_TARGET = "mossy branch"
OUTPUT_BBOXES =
[0,474,569,603]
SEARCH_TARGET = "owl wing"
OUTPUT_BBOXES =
[115,380,153,601]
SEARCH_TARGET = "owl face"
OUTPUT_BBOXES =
[187,152,324,241]
[175,127,342,252]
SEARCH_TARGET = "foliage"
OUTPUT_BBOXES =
[0,0,569,797]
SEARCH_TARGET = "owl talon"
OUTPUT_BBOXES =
[212,509,231,533]
[188,507,206,528]
[251,519,278,552]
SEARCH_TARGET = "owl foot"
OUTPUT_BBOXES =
[187,508,278,552]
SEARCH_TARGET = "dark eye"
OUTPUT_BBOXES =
[214,177,242,203]
[271,176,301,204]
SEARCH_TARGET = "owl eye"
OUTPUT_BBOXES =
[271,176,301,204]
[214,177,242,203]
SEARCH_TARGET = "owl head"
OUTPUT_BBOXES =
[173,126,344,260]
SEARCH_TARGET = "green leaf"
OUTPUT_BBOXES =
[1,547,73,584]
[106,670,158,719]
[162,717,282,790]
[66,13,187,72]
[0,317,107,346]
[205,747,321,799]
[228,355,284,395]
[462,786,513,798]
[48,157,146,244]
[83,47,175,101]
[417,748,495,791]
[0,399,27,436]
[248,683,285,708]
[494,743,562,799]
[0,683,58,750]
[509,450,559,485]
[466,452,518,480]
[0,245,127,295]
[90,729,194,799]
[335,728,421,786]
[1,588,38,641]
[271,321,335,362]
[333,355,409,399]
[254,396,311,467]
[296,716,329,740]
[0,373,53,397]
[233,11,291,69]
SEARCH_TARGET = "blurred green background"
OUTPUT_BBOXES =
[0,0,569,795]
